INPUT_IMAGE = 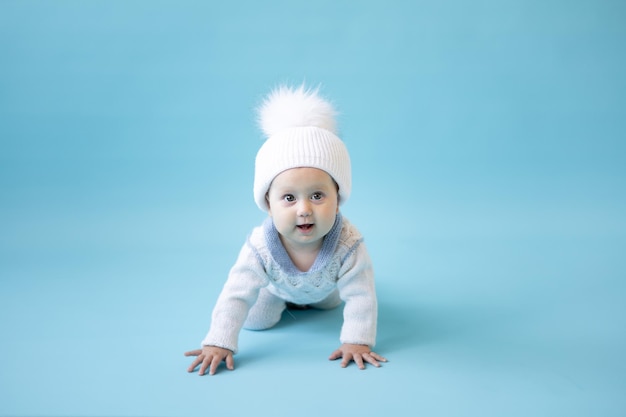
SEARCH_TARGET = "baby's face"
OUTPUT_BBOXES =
[266,167,339,252]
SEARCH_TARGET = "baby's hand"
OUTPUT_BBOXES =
[329,343,387,369]
[184,346,234,376]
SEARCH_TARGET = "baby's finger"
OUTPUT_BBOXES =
[370,352,387,362]
[354,354,366,370]
[198,356,212,376]
[328,349,342,361]
[363,353,381,368]
[340,353,352,368]
[187,355,204,373]
[209,355,223,375]
[184,349,202,357]
[225,354,235,371]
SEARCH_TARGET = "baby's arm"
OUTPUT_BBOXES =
[185,346,234,376]
[333,242,386,369]
[185,236,268,375]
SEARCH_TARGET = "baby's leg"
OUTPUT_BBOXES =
[310,290,342,310]
[243,288,286,330]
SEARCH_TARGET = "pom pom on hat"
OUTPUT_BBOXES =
[258,85,338,137]
[253,84,352,212]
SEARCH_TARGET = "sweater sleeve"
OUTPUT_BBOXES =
[201,240,268,354]
[336,241,378,347]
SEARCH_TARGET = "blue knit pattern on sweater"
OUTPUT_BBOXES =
[262,213,343,275]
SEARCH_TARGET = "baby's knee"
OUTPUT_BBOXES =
[243,301,285,330]
[243,313,282,331]
[244,289,285,330]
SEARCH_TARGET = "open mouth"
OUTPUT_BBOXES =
[297,224,314,232]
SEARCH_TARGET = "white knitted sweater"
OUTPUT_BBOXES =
[201,214,377,353]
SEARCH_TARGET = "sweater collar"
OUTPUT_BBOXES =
[263,213,343,274]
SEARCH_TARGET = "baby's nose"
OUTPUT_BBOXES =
[297,201,312,217]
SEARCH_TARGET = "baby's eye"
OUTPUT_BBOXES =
[311,192,324,201]
[283,194,296,202]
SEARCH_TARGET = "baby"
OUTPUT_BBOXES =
[185,85,386,375]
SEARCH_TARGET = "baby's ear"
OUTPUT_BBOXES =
[265,194,272,214]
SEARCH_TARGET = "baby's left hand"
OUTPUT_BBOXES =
[329,343,387,369]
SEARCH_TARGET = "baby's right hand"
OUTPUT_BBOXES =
[184,346,234,376]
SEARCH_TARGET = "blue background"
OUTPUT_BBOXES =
[1,1,625,416]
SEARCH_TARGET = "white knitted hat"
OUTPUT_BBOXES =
[253,85,351,212]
